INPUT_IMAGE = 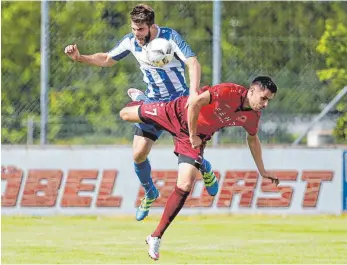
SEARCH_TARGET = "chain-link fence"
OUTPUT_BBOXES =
[2,1,346,145]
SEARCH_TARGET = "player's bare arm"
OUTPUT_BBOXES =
[247,134,279,185]
[185,57,201,94]
[184,57,201,107]
[64,44,117,67]
[187,90,210,149]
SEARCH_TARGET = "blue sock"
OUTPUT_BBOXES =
[201,158,212,172]
[134,159,156,198]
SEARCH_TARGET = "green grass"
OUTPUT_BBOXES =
[2,214,347,264]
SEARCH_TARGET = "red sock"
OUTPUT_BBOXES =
[151,186,190,238]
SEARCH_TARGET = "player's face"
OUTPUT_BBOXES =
[131,22,151,46]
[249,85,275,111]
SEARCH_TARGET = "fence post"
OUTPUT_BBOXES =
[40,0,49,144]
[212,0,222,147]
[27,117,34,145]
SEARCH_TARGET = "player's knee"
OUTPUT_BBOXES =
[177,182,193,192]
[119,108,130,121]
[133,149,148,164]
[176,181,193,192]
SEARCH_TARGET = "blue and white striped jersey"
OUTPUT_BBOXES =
[108,26,195,100]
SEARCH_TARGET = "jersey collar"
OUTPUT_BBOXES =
[153,25,160,39]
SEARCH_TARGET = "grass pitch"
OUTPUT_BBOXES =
[2,214,347,264]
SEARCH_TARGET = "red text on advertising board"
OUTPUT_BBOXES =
[1,166,333,208]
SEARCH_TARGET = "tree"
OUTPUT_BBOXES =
[1,2,41,143]
[316,4,347,143]
[2,1,345,144]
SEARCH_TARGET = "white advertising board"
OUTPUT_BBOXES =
[1,146,344,215]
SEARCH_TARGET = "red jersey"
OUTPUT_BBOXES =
[179,83,261,137]
[139,83,261,160]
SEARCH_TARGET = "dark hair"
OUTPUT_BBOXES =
[130,4,155,26]
[251,76,277,94]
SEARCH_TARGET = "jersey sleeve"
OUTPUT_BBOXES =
[169,30,196,62]
[243,114,260,136]
[107,33,132,61]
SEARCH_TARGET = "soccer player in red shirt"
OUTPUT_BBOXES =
[120,76,279,260]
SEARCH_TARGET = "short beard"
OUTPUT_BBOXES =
[144,31,151,44]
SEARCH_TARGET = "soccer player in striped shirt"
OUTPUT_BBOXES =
[64,4,218,221]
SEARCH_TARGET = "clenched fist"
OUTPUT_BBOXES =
[64,44,80,61]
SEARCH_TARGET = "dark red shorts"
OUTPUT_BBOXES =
[138,101,205,160]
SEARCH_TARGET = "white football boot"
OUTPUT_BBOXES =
[127,88,147,102]
[145,235,161,260]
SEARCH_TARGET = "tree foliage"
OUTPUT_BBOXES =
[316,3,347,143]
[2,1,346,144]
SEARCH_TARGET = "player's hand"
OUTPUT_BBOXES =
[189,135,202,149]
[64,44,80,61]
[185,92,198,108]
[261,171,280,186]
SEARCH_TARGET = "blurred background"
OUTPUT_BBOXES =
[2,1,347,146]
[2,2,347,264]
